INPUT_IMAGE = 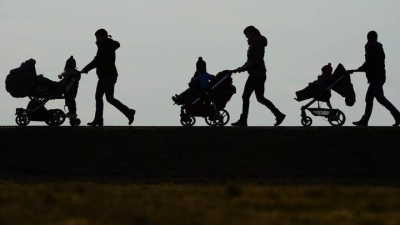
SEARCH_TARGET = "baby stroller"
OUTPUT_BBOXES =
[295,63,356,126]
[175,70,236,126]
[5,58,82,126]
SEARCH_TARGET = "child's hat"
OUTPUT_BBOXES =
[321,63,332,74]
[65,56,76,70]
[196,57,206,71]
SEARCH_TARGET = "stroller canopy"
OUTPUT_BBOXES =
[5,58,60,98]
[5,59,38,98]
[328,64,356,106]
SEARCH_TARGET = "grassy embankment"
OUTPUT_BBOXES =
[1,126,400,224]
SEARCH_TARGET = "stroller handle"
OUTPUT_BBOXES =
[347,69,361,74]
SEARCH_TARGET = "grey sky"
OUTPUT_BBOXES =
[1,1,400,126]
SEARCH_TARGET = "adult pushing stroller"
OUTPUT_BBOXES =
[295,63,356,126]
[5,57,82,126]
[174,70,236,126]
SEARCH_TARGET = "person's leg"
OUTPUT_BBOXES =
[241,76,255,117]
[253,76,285,126]
[353,83,374,126]
[373,82,400,125]
[65,83,78,117]
[180,88,196,101]
[93,79,105,124]
[253,76,278,112]
[232,76,254,126]
[103,76,135,124]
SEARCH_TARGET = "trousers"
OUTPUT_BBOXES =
[241,75,278,116]
[94,76,130,121]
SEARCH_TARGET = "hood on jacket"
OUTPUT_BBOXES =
[96,38,120,50]
[248,35,268,47]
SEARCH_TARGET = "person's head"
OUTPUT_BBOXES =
[243,25,261,40]
[367,30,378,42]
[196,57,207,73]
[321,63,332,75]
[95,28,110,43]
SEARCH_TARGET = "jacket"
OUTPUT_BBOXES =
[189,71,215,89]
[238,35,268,76]
[359,41,386,83]
[82,38,120,78]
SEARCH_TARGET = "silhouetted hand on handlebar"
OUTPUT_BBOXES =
[230,67,244,74]
[348,69,361,74]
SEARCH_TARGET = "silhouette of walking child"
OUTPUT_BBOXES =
[58,56,80,118]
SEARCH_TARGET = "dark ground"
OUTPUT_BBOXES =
[1,126,400,185]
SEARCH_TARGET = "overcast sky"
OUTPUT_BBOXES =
[1,0,400,126]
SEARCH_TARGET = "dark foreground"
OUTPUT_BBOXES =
[1,126,400,185]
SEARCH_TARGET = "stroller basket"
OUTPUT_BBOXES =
[307,108,331,116]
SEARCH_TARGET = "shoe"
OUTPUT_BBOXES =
[65,112,77,118]
[274,112,286,126]
[87,120,103,126]
[352,120,368,126]
[172,96,184,105]
[231,114,248,126]
[172,96,178,103]
[128,109,136,125]
[393,120,400,126]
[231,119,247,126]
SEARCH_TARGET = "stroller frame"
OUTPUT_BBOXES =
[179,72,233,127]
[15,69,81,126]
[299,70,348,127]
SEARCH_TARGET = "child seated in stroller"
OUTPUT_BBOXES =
[172,57,215,105]
[317,63,333,84]
[295,63,333,103]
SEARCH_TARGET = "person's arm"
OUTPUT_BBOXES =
[81,39,120,74]
[235,51,257,73]
[234,41,264,73]
[236,60,254,73]
[81,57,97,74]
[112,40,121,50]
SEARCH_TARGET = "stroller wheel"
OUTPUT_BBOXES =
[70,118,81,126]
[216,109,230,126]
[205,109,230,127]
[45,109,66,126]
[301,116,312,127]
[180,115,196,127]
[205,116,218,126]
[15,115,30,126]
[328,110,346,126]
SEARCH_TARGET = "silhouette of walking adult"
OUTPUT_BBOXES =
[352,31,400,126]
[230,25,286,126]
[81,28,135,126]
